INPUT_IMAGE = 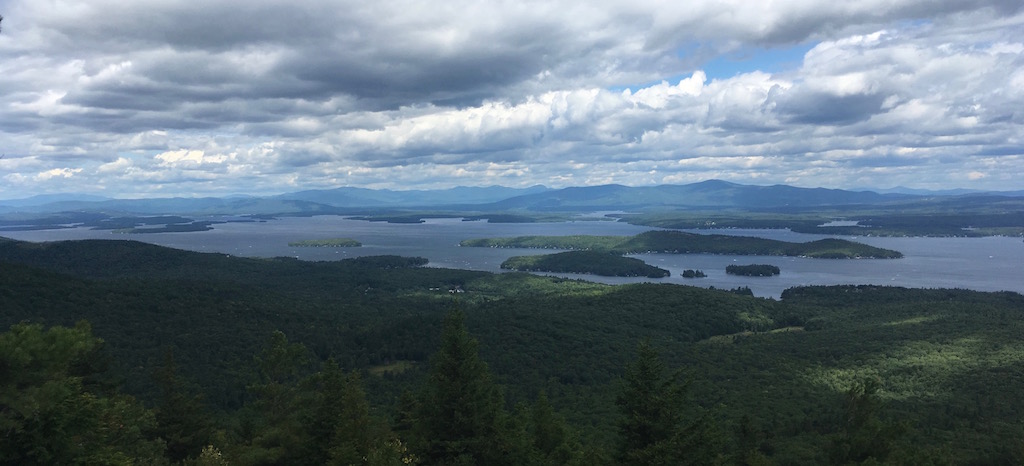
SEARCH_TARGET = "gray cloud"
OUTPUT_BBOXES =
[774,91,888,125]
[1,0,1022,198]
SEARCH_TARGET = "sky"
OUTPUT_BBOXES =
[0,0,1022,199]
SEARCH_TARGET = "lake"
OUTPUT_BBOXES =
[4,215,1023,298]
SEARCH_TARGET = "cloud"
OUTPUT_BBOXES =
[1,1,1022,198]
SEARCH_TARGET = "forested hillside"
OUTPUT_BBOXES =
[2,237,1023,464]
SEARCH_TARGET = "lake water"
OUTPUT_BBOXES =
[4,215,1023,299]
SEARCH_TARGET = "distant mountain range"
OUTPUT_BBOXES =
[857,186,1024,196]
[274,185,551,207]
[0,193,113,208]
[1,180,1022,216]
[485,180,916,211]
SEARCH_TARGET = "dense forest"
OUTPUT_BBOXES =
[500,250,671,278]
[461,230,903,259]
[2,237,1024,464]
[726,264,781,276]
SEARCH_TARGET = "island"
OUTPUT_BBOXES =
[288,238,362,247]
[500,250,670,278]
[726,264,781,276]
[681,269,706,278]
[111,221,218,234]
[86,216,221,234]
[461,230,903,259]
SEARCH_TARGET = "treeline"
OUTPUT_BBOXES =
[462,230,903,259]
[616,200,1024,238]
[0,213,246,234]
[618,231,902,258]
[500,250,670,278]
[681,269,706,278]
[726,264,781,276]
[794,211,1024,237]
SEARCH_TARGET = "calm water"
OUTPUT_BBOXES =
[4,216,1023,298]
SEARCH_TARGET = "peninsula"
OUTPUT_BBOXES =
[500,250,670,278]
[288,238,362,247]
[461,230,902,259]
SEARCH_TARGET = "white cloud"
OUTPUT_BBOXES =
[36,167,83,180]
[0,0,1022,198]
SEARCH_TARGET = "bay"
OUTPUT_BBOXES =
[3,215,1023,299]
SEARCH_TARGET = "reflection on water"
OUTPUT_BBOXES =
[4,216,1023,299]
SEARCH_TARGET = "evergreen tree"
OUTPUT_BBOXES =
[615,340,723,466]
[828,377,907,465]
[731,415,773,466]
[414,308,509,465]
[531,391,585,465]
[328,370,379,465]
[0,322,165,465]
[306,360,392,465]
[392,389,420,439]
[233,330,310,465]
[153,349,214,463]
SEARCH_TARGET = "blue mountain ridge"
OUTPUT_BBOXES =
[2,180,1022,216]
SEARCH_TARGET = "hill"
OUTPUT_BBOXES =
[2,237,1024,463]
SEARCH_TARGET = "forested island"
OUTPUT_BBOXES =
[461,229,903,259]
[500,250,670,278]
[288,238,362,247]
[93,216,220,234]
[615,201,1024,238]
[2,237,1023,464]
[726,264,781,276]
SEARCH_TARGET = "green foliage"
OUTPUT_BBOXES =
[306,361,396,466]
[523,392,585,465]
[462,230,902,259]
[231,331,311,465]
[414,309,509,465]
[153,350,214,463]
[0,322,165,465]
[615,340,723,465]
[192,445,231,466]
[681,269,706,278]
[500,250,670,278]
[3,238,1024,463]
[726,264,781,276]
[796,211,1024,237]
[614,211,824,231]
[461,235,625,251]
[619,231,902,258]
[827,377,906,465]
